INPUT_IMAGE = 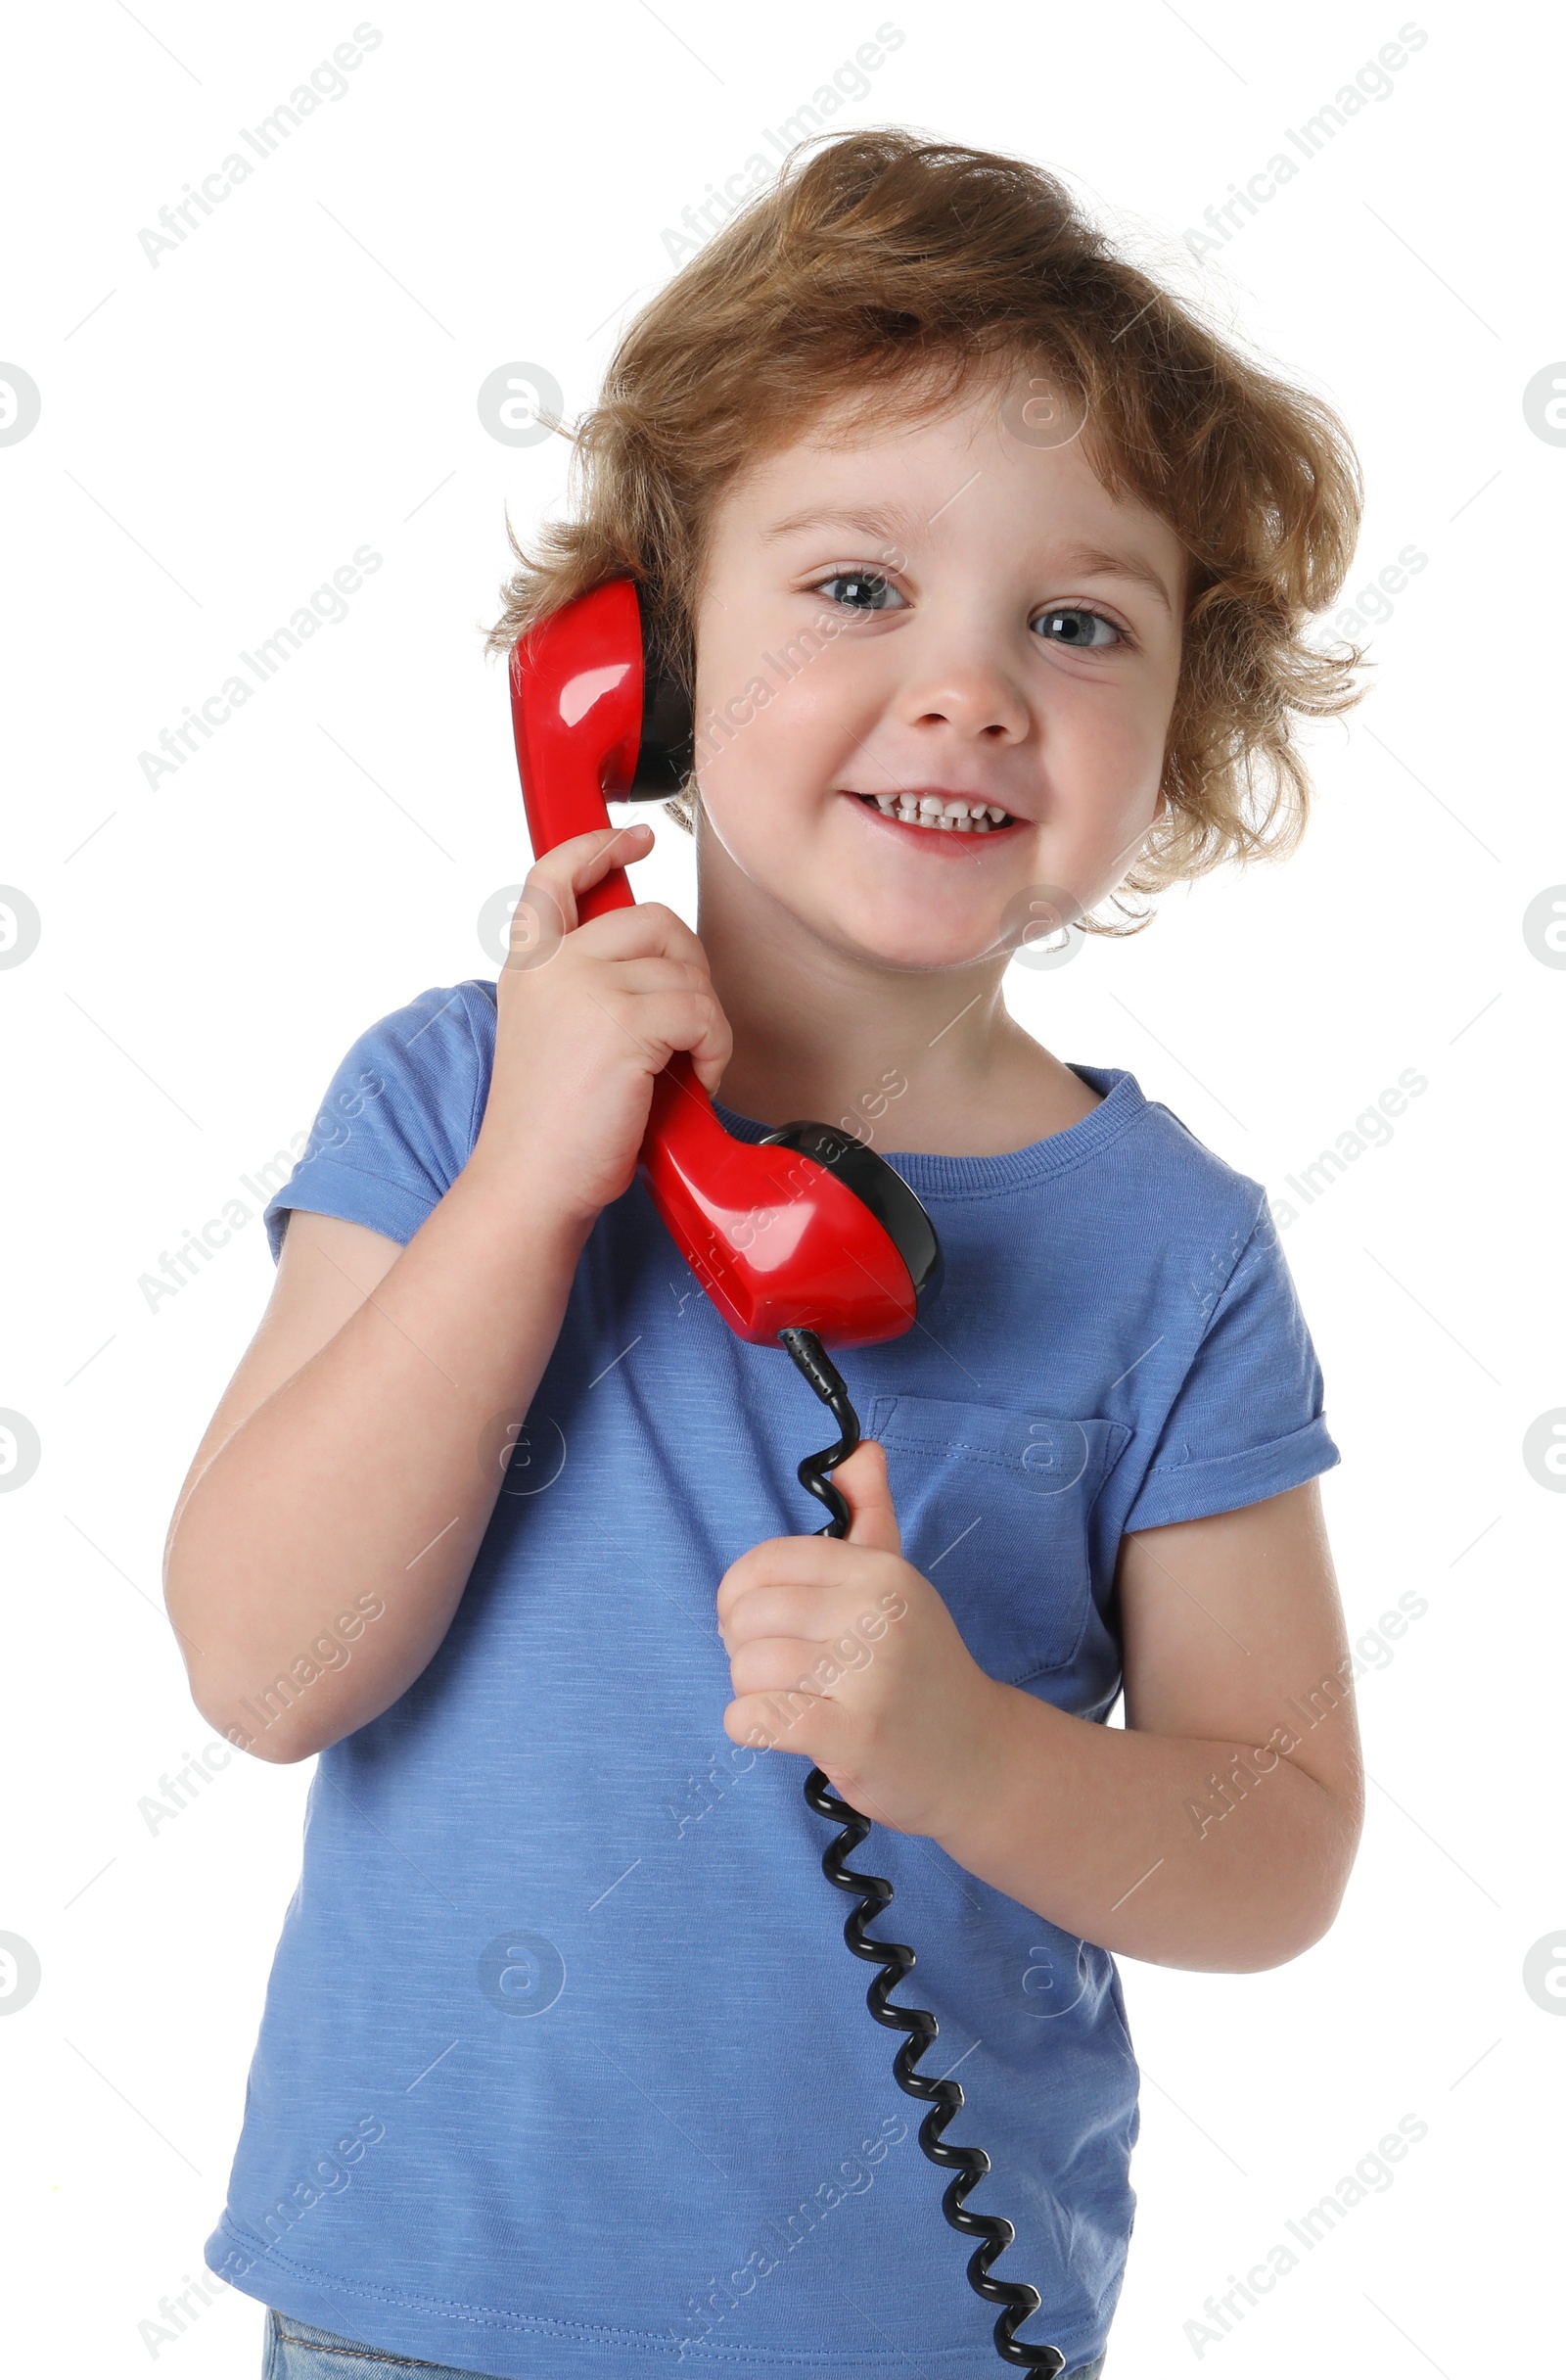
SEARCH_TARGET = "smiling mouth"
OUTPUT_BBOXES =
[851,790,1019,834]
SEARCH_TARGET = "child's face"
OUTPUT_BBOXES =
[690,373,1185,970]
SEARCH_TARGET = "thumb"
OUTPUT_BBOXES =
[833,1439,902,1556]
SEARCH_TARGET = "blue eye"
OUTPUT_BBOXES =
[813,569,904,613]
[1033,607,1122,648]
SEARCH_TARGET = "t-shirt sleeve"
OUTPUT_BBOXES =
[261,982,492,1262]
[1121,1192,1340,1531]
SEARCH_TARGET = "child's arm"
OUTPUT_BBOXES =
[161,1188,593,1762]
[719,1451,1362,1974]
[163,821,729,1762]
[932,1478,1364,1971]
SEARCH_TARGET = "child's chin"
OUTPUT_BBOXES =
[832,908,1004,974]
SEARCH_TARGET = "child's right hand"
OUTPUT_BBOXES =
[471,822,733,1227]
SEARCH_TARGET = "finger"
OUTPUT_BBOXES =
[723,1690,870,1783]
[836,1440,902,1557]
[714,1561,895,1675]
[596,956,716,1000]
[592,961,725,1063]
[715,1534,881,1630]
[728,1628,878,1698]
[638,902,715,977]
[572,899,714,975]
[718,1579,877,1653]
[595,988,730,1079]
[723,1684,831,1756]
[585,963,729,1091]
[524,823,654,929]
[604,957,718,1003]
[690,1000,733,1093]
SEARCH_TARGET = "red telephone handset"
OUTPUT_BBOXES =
[508,577,940,1351]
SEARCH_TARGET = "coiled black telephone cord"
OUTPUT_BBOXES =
[777,1327,1068,2380]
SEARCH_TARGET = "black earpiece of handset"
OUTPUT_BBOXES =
[617,608,695,800]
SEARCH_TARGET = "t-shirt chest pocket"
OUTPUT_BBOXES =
[865,1393,1132,1686]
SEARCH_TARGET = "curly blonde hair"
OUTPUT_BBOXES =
[488,127,1363,932]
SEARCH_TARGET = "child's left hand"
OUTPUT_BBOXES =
[716,1440,1009,1840]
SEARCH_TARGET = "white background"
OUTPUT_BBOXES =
[1,1,1559,2373]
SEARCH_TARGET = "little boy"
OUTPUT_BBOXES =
[165,129,1365,2380]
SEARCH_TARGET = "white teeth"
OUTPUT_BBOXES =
[859,793,1012,834]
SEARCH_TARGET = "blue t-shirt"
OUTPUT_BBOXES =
[206,977,1339,2380]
